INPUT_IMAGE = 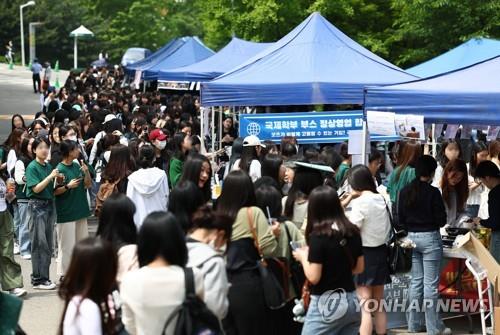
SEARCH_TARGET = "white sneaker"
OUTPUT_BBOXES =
[33,280,56,290]
[442,328,452,335]
[9,288,27,298]
[13,243,20,255]
[21,254,31,260]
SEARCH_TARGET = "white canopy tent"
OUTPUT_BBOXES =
[69,25,94,69]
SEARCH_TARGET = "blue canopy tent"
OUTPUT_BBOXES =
[124,38,180,75]
[201,12,417,107]
[406,38,500,78]
[157,37,272,87]
[142,36,214,81]
[364,56,500,125]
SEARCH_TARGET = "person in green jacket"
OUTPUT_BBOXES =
[169,132,192,188]
[386,141,421,225]
[335,143,351,185]
[54,140,92,280]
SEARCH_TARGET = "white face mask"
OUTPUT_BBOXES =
[156,140,166,150]
[68,135,77,142]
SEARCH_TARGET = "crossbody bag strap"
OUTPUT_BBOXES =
[246,207,264,259]
[162,267,195,334]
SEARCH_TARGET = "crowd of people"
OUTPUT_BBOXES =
[0,66,499,335]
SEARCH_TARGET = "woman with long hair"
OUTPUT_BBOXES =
[217,170,279,335]
[293,185,364,334]
[439,159,469,227]
[344,165,391,335]
[6,127,27,175]
[178,153,212,203]
[121,212,204,335]
[433,139,462,186]
[96,193,138,284]
[101,144,135,194]
[386,141,422,221]
[398,156,449,334]
[231,135,264,182]
[168,181,205,232]
[467,141,489,217]
[59,237,118,334]
[169,132,192,188]
[126,145,169,229]
[261,153,285,190]
[54,140,92,280]
[283,163,324,229]
[224,137,244,179]
[11,114,26,131]
[49,122,63,167]
[13,136,35,259]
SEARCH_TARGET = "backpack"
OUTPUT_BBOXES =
[163,267,222,335]
[95,179,119,216]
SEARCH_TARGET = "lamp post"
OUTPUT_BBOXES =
[20,1,36,67]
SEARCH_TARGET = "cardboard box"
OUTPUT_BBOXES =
[495,307,500,334]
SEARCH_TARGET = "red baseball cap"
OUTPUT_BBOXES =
[149,129,167,142]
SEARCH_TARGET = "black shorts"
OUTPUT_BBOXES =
[355,244,391,286]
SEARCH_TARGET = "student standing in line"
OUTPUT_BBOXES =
[54,140,92,281]
[25,137,59,290]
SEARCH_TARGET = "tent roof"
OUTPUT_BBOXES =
[69,25,94,37]
[158,37,272,82]
[364,55,500,125]
[406,38,500,78]
[201,12,417,107]
[125,38,180,72]
[143,37,214,81]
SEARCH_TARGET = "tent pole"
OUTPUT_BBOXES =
[361,121,368,165]
[431,123,437,158]
[211,107,215,152]
[74,36,77,69]
[219,106,223,150]
[200,108,205,151]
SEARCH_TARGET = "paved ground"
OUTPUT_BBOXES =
[0,63,69,139]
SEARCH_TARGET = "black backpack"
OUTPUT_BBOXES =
[162,267,222,335]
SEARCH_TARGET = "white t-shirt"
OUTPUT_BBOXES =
[63,296,102,335]
[0,179,7,212]
[346,192,391,247]
[231,158,261,182]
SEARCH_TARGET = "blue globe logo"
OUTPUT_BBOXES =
[247,122,261,136]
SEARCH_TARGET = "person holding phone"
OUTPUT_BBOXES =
[54,140,92,281]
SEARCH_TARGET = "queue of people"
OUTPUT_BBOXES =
[0,65,499,335]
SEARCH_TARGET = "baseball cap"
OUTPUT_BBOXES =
[103,114,116,124]
[149,129,167,142]
[243,135,266,148]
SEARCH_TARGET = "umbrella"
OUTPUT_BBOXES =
[69,25,94,69]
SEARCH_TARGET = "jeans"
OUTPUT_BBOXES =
[465,204,479,218]
[302,292,360,335]
[489,231,500,264]
[13,200,31,256]
[407,231,446,335]
[27,199,55,285]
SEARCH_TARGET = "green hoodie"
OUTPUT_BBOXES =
[387,166,416,203]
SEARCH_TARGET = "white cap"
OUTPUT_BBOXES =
[243,135,266,148]
[103,114,116,124]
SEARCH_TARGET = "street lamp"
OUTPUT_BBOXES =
[20,1,36,67]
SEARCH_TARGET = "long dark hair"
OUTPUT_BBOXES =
[102,144,134,183]
[239,146,259,173]
[96,194,137,249]
[58,238,117,335]
[168,181,205,232]
[404,155,438,209]
[470,141,488,177]
[172,132,189,161]
[59,140,78,159]
[440,159,469,211]
[217,170,256,220]
[305,186,359,244]
[261,153,283,187]
[284,165,324,219]
[5,128,25,154]
[438,139,462,168]
[137,212,188,267]
[255,184,283,220]
[347,165,377,193]
[137,144,155,169]
[179,153,212,202]
[227,137,244,172]
[395,141,422,182]
[11,114,26,131]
